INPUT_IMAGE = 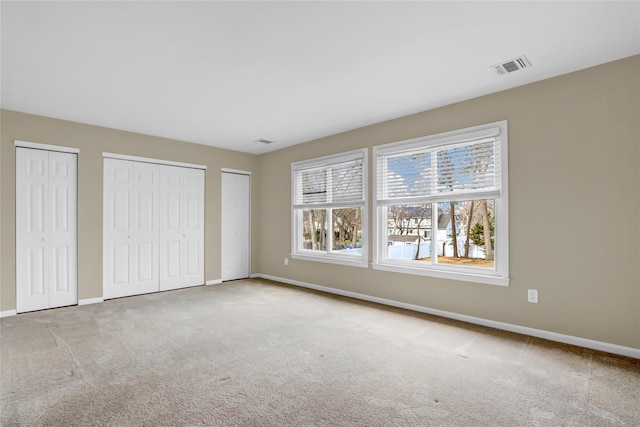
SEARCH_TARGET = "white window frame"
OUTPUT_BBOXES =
[373,121,509,286]
[291,148,368,268]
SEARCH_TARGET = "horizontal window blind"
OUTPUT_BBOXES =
[293,157,364,209]
[377,135,500,204]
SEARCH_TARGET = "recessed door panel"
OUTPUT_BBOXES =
[138,192,154,230]
[28,158,45,176]
[113,191,130,231]
[138,170,154,184]
[113,167,130,183]
[52,160,69,177]
[112,244,130,285]
[137,242,154,282]
[167,173,181,187]
[52,185,69,233]
[186,194,199,230]
[167,194,181,230]
[186,239,199,276]
[28,184,45,233]
[28,247,46,296]
[52,246,69,292]
[166,241,181,278]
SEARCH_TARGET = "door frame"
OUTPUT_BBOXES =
[221,168,251,281]
[15,140,79,313]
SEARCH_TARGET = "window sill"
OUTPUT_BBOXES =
[372,262,509,286]
[291,253,369,269]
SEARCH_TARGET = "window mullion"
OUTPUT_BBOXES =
[327,208,333,254]
[430,152,438,266]
[431,202,436,265]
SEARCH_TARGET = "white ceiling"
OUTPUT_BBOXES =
[2,1,639,154]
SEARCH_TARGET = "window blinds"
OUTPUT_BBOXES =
[293,157,364,209]
[377,134,501,204]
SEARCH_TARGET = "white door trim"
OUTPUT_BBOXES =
[103,152,207,170]
[15,140,79,154]
[221,168,252,175]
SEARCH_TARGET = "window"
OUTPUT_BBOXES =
[292,149,367,267]
[373,121,509,285]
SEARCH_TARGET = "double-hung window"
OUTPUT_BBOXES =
[291,149,367,267]
[373,121,509,285]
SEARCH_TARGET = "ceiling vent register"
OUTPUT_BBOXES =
[492,55,531,75]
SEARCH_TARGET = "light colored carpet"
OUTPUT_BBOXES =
[1,278,639,426]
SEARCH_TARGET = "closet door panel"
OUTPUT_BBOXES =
[17,149,49,312]
[182,168,204,287]
[17,148,77,313]
[48,151,77,308]
[103,159,159,299]
[132,162,160,292]
[159,166,204,290]
[112,244,130,284]
[159,166,185,290]
[104,159,134,298]
[185,239,200,278]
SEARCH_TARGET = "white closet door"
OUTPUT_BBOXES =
[159,165,204,291]
[103,159,159,299]
[16,148,77,313]
[48,151,78,308]
[221,172,250,281]
[182,168,205,287]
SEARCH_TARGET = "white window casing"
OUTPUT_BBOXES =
[291,149,368,268]
[373,121,509,286]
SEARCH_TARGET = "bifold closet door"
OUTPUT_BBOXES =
[103,159,160,299]
[221,172,250,281]
[159,166,205,291]
[16,148,77,313]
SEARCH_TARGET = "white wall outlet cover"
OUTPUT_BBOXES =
[528,289,539,303]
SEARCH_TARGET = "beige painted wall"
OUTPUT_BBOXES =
[258,55,640,349]
[1,56,638,350]
[1,110,260,310]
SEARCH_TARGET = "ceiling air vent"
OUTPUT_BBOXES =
[254,138,274,144]
[492,55,531,75]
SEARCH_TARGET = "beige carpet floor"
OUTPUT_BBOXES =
[1,278,639,426]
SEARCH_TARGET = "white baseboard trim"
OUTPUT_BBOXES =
[206,279,222,286]
[78,297,104,306]
[254,274,640,359]
[1,310,17,318]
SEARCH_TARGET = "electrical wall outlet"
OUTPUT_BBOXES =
[284,257,288,266]
[527,289,538,303]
